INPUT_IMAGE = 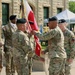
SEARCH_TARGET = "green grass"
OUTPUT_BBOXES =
[41,44,47,51]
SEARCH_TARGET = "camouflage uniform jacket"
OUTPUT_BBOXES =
[63,28,75,59]
[36,26,67,59]
[2,23,17,52]
[12,30,32,57]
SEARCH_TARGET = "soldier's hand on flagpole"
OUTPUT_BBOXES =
[31,30,39,35]
[31,30,35,35]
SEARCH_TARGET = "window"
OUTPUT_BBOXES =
[42,7,49,45]
[43,7,49,19]
[57,8,62,14]
[2,3,9,25]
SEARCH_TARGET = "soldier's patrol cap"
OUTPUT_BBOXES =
[9,15,16,20]
[58,19,66,24]
[48,16,58,22]
[16,18,27,24]
[29,21,34,25]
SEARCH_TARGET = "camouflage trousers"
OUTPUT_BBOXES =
[14,56,29,75]
[5,51,15,75]
[28,64,32,75]
[49,57,66,75]
[65,60,71,75]
[28,57,33,75]
[0,49,2,72]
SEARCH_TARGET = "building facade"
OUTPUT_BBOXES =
[0,0,69,36]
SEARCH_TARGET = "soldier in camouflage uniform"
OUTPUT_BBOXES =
[12,18,33,75]
[2,15,17,75]
[0,41,3,73]
[24,21,35,75]
[28,34,35,75]
[32,16,67,75]
[58,19,75,75]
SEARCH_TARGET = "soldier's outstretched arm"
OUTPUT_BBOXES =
[32,29,57,41]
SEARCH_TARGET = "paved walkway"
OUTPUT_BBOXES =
[0,59,75,75]
[32,59,75,75]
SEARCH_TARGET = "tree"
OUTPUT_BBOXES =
[69,1,75,13]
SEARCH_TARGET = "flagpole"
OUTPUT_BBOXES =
[21,0,42,56]
[21,0,28,19]
[21,0,32,33]
[21,0,25,18]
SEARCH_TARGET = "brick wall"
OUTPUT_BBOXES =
[27,0,68,25]
[0,0,69,29]
[1,0,69,26]
[51,0,69,16]
[12,0,20,17]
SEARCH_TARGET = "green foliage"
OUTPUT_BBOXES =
[42,45,47,50]
[41,41,48,50]
[69,1,75,13]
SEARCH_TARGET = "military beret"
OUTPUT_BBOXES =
[58,19,66,24]
[16,18,27,24]
[48,16,58,21]
[9,15,16,20]
[29,21,34,25]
